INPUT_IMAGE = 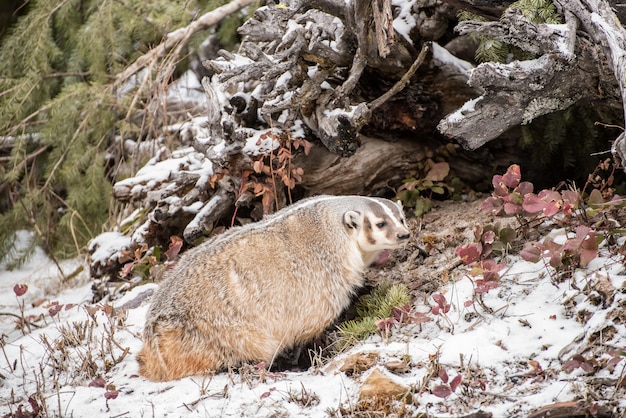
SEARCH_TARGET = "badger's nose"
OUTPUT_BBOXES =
[397,232,410,240]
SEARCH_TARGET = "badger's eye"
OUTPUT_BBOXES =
[376,221,386,228]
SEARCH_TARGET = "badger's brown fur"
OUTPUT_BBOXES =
[137,195,411,381]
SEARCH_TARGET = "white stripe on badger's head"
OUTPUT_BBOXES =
[343,197,411,256]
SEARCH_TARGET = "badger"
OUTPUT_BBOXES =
[137,195,411,381]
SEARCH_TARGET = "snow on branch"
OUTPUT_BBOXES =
[90,0,467,280]
[438,2,623,150]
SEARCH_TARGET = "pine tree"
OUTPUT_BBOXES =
[0,0,246,266]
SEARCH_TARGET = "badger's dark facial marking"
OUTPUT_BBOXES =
[363,216,377,245]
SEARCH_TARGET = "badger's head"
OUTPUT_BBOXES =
[343,197,411,263]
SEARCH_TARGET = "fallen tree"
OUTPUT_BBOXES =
[438,0,626,153]
[90,0,626,281]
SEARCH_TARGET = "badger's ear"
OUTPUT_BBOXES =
[343,210,361,229]
[395,200,403,210]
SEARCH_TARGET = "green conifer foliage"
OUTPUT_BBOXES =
[459,0,561,64]
[337,283,411,350]
[0,0,224,266]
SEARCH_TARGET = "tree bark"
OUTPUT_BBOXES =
[551,0,626,166]
[436,0,626,166]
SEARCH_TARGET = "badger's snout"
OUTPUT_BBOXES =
[397,232,411,240]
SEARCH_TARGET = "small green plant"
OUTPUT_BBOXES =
[459,0,561,63]
[337,283,416,349]
[397,161,460,216]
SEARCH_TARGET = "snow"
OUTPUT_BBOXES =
[392,0,418,44]
[444,96,482,124]
[431,42,474,74]
[89,231,132,267]
[241,128,282,155]
[166,70,207,104]
[546,23,575,60]
[2,227,625,416]
[114,146,214,190]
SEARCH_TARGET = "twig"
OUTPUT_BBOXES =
[338,1,370,97]
[0,312,41,328]
[369,42,430,111]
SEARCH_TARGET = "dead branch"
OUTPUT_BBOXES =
[437,2,623,150]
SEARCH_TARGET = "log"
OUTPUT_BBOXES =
[551,0,626,167]
[437,2,625,152]
[296,136,429,195]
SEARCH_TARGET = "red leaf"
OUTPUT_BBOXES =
[455,243,482,265]
[376,317,396,331]
[425,162,450,181]
[481,230,495,245]
[47,302,63,317]
[432,384,452,398]
[562,203,573,217]
[481,259,504,272]
[575,225,592,241]
[392,305,411,322]
[480,196,503,215]
[120,261,136,278]
[580,361,595,373]
[104,390,119,400]
[482,269,500,282]
[519,242,542,263]
[549,251,564,268]
[13,284,28,297]
[507,191,524,205]
[89,378,106,388]
[463,300,473,307]
[475,280,499,294]
[260,387,276,399]
[492,175,507,196]
[438,368,449,383]
[522,194,545,214]
[516,181,534,196]
[501,165,521,189]
[542,201,560,217]
[450,374,462,392]
[164,236,183,262]
[580,248,597,267]
[538,189,560,202]
[432,293,448,311]
[561,190,579,207]
[28,396,41,416]
[410,312,433,325]
[562,359,581,373]
[503,202,521,215]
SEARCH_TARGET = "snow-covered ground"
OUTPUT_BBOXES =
[1,225,624,417]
